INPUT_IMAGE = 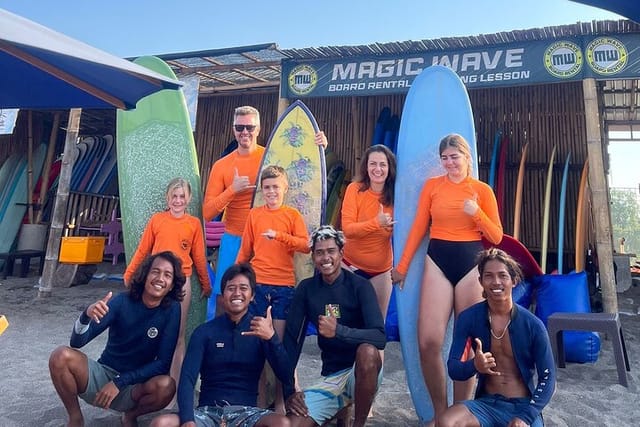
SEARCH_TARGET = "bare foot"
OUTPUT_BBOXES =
[121,413,138,427]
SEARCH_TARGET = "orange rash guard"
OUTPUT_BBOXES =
[124,211,211,294]
[341,182,393,273]
[236,205,310,286]
[396,175,503,275]
[202,145,265,234]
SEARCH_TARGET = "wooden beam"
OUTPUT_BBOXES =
[174,61,281,74]
[199,81,279,93]
[38,108,81,297]
[582,78,618,313]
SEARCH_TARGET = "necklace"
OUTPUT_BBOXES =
[489,313,511,340]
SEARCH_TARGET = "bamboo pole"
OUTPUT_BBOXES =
[35,112,61,224]
[582,78,617,313]
[38,108,81,298]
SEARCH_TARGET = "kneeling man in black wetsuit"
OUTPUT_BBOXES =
[284,225,386,427]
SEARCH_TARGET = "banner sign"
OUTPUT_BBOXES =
[281,34,640,98]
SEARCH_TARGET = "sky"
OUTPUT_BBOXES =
[0,0,625,57]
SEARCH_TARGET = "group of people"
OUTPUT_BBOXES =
[48,105,556,427]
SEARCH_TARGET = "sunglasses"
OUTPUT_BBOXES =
[234,124,257,132]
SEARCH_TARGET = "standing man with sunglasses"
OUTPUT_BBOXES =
[204,105,328,306]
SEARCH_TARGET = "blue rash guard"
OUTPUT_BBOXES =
[70,292,181,390]
[178,312,293,424]
[447,301,556,425]
[283,269,386,399]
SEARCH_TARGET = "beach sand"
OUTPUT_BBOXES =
[0,262,638,426]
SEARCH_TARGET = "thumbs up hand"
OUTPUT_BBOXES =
[377,204,396,228]
[231,167,255,193]
[86,292,112,324]
[243,306,276,340]
[318,311,338,338]
[474,338,500,376]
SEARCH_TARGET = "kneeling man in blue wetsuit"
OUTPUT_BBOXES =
[151,263,292,427]
[49,251,185,427]
[440,248,556,427]
[284,225,386,427]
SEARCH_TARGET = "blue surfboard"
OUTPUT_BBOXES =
[394,65,477,422]
[557,153,571,274]
[488,129,501,189]
[372,107,391,147]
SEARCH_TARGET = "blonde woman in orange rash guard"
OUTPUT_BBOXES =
[341,145,396,328]
[391,134,503,425]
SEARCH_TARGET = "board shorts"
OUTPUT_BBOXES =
[79,359,137,412]
[213,232,242,295]
[461,394,544,427]
[427,239,483,285]
[250,284,295,320]
[192,404,272,427]
[303,365,383,425]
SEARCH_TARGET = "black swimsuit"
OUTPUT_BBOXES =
[427,238,483,285]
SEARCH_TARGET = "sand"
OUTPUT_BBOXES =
[0,262,638,427]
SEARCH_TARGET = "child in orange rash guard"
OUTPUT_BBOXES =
[123,178,211,395]
[236,164,310,413]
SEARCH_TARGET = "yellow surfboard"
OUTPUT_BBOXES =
[513,142,529,241]
[540,145,556,273]
[575,160,589,272]
[253,100,326,282]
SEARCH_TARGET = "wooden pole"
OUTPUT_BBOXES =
[35,112,61,224]
[38,108,81,297]
[582,78,617,313]
[277,97,290,116]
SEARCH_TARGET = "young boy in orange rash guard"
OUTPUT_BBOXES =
[236,164,310,413]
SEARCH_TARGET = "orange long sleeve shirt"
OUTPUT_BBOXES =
[202,146,265,234]
[341,182,393,273]
[236,205,310,286]
[396,175,503,275]
[124,211,211,294]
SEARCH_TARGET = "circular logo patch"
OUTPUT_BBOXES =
[543,41,582,78]
[586,37,627,75]
[147,327,159,339]
[288,64,318,96]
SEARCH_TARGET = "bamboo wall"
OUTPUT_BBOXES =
[192,82,594,272]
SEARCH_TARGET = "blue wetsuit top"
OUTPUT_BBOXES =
[283,269,386,398]
[447,301,556,425]
[178,312,293,424]
[70,292,181,390]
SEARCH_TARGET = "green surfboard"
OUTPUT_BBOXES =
[116,56,206,339]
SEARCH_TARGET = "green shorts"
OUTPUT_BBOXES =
[78,359,136,412]
[193,405,272,427]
